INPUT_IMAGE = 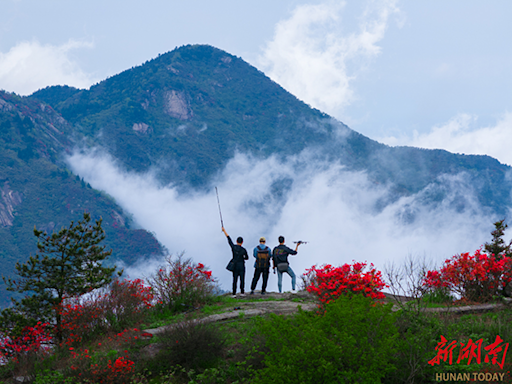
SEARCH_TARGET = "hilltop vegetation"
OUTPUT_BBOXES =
[1,224,512,383]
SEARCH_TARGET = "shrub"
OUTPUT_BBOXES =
[100,278,154,330]
[0,321,53,377]
[34,369,76,384]
[304,261,387,307]
[383,309,444,384]
[148,252,217,313]
[383,255,435,301]
[154,320,226,373]
[422,287,455,304]
[59,278,154,347]
[423,249,512,302]
[63,328,142,384]
[0,322,52,362]
[67,348,136,384]
[251,294,398,384]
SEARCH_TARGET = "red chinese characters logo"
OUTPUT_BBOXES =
[429,335,509,369]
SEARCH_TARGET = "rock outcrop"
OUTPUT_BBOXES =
[0,98,13,112]
[133,123,151,134]
[0,182,22,227]
[163,90,192,120]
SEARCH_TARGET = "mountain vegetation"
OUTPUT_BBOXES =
[1,243,511,383]
[0,92,164,307]
[31,45,512,211]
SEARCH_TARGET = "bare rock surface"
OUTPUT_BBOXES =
[0,182,23,227]
[164,90,192,120]
[383,292,512,314]
[143,290,317,337]
[133,122,151,134]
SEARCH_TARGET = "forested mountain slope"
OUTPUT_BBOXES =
[0,92,164,307]
[31,44,512,213]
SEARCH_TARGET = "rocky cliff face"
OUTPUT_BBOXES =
[133,122,151,134]
[164,90,192,120]
[0,181,22,227]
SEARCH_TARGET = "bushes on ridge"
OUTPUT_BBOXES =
[250,293,398,384]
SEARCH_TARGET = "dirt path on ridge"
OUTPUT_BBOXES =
[143,290,317,337]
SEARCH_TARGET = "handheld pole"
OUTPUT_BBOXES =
[215,187,224,228]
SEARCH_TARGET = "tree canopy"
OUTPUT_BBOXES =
[2,212,118,342]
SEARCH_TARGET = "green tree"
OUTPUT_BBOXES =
[2,212,117,343]
[484,219,512,260]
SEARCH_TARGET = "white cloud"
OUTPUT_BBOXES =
[0,39,96,95]
[259,0,400,117]
[67,148,497,293]
[379,113,512,166]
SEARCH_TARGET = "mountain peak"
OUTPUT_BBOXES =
[27,45,512,212]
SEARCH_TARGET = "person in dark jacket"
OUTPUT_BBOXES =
[222,227,249,296]
[250,237,272,295]
[272,235,301,293]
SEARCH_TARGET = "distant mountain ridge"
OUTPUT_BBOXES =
[1,43,511,305]
[31,44,512,213]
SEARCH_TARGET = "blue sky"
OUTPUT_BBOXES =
[1,0,511,165]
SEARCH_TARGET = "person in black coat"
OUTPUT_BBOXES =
[222,227,249,296]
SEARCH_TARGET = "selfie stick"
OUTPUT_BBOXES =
[215,187,224,228]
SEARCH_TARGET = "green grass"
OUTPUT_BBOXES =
[142,294,284,329]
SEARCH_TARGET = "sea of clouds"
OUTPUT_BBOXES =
[66,148,506,293]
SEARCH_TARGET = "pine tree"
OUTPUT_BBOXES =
[483,219,512,297]
[2,212,117,342]
[484,219,512,260]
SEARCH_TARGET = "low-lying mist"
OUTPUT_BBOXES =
[67,149,505,293]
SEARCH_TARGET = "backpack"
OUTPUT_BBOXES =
[256,247,270,268]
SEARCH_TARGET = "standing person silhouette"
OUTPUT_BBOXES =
[273,236,301,293]
[222,227,248,297]
[250,237,272,295]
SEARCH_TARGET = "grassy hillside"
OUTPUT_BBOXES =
[1,290,511,383]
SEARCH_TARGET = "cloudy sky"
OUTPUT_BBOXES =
[2,0,512,165]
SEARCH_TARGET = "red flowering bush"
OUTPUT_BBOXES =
[423,249,512,302]
[59,278,154,347]
[0,322,52,363]
[100,278,154,330]
[59,298,104,347]
[149,253,217,313]
[304,262,387,306]
[65,328,142,383]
